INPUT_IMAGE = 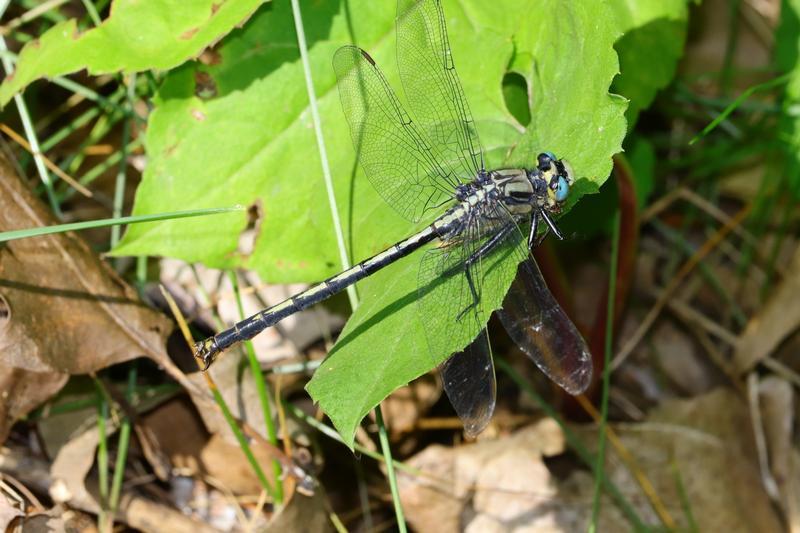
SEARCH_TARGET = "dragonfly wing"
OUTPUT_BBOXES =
[439,329,495,438]
[396,0,484,179]
[498,259,593,394]
[333,45,458,223]
[417,207,524,436]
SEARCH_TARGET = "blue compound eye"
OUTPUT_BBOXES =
[543,151,556,161]
[555,176,569,202]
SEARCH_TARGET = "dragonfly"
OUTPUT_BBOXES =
[194,0,592,436]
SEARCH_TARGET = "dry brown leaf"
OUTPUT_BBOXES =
[265,491,332,533]
[652,320,712,395]
[0,491,23,531]
[0,150,172,373]
[191,354,274,440]
[382,374,439,437]
[21,509,67,533]
[1,444,215,533]
[141,398,208,475]
[397,419,598,533]
[789,450,800,533]
[49,426,103,513]
[734,246,800,373]
[0,367,67,443]
[577,388,784,532]
[401,389,784,532]
[143,397,309,500]
[758,376,796,523]
[0,148,210,443]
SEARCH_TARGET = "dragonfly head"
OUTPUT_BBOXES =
[534,152,574,212]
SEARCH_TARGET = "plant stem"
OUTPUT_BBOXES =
[229,271,284,505]
[590,209,621,531]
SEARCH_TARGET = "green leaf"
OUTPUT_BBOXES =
[0,0,267,106]
[115,0,626,446]
[308,0,626,446]
[778,0,800,196]
[610,0,694,127]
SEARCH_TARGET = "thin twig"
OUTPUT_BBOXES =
[612,203,752,370]
[0,30,62,216]
[0,0,71,35]
[0,122,92,196]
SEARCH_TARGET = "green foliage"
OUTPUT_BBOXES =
[0,0,266,106]
[109,0,627,445]
[610,0,694,127]
[778,0,800,196]
[8,0,640,446]
[306,0,627,446]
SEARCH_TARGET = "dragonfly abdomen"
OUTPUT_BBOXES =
[195,224,440,368]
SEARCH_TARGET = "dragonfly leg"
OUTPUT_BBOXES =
[528,210,540,250]
[539,209,564,240]
[456,222,516,321]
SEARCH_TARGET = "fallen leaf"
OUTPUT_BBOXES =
[401,389,784,532]
[0,148,200,443]
[734,246,800,372]
[49,426,103,513]
[758,376,796,521]
[576,388,784,532]
[265,491,332,533]
[0,367,67,443]
[398,419,584,532]
[0,444,215,532]
[0,492,23,531]
[21,509,66,532]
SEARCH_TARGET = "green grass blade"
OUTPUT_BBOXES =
[590,209,621,531]
[109,365,137,514]
[0,206,244,244]
[289,0,405,526]
[110,74,137,266]
[690,73,791,144]
[229,271,284,505]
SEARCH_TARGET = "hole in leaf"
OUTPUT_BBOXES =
[237,199,264,258]
[502,71,531,127]
[0,294,9,329]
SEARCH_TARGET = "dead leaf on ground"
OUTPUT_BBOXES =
[397,418,607,532]
[0,490,23,531]
[0,367,67,443]
[0,148,201,444]
[49,425,104,513]
[265,490,332,533]
[400,388,785,532]
[382,373,439,439]
[20,508,67,532]
[0,444,216,533]
[734,245,800,373]
[575,387,784,532]
[758,376,797,524]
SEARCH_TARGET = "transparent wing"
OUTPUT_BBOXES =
[396,0,484,179]
[417,207,522,436]
[439,330,495,437]
[333,45,458,223]
[498,258,593,394]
